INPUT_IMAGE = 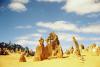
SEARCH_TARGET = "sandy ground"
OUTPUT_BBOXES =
[0,52,100,67]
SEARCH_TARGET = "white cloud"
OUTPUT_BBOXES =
[8,0,29,12]
[57,32,82,41]
[80,24,100,34]
[36,21,100,34]
[95,42,100,45]
[31,33,42,37]
[36,0,100,15]
[87,13,100,18]
[15,37,40,51]
[16,33,42,40]
[15,33,42,46]
[62,0,100,15]
[9,2,26,12]
[15,25,32,29]
[13,0,29,4]
[15,39,38,46]
[16,36,30,40]
[74,35,100,41]
[36,21,78,31]
[57,32,100,42]
[16,40,31,45]
[37,0,65,3]
[37,29,47,33]
[57,33,71,41]
[83,37,100,41]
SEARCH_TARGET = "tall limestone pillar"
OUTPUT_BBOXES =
[33,37,45,61]
[72,36,81,57]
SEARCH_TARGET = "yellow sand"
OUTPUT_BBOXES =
[0,53,100,67]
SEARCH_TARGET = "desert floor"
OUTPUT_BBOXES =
[0,52,100,67]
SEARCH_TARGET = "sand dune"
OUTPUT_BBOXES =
[0,53,100,67]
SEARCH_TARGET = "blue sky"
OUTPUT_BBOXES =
[0,0,100,51]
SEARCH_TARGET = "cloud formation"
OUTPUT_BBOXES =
[58,33,100,41]
[36,21,100,34]
[8,0,29,12]
[15,33,42,46]
[15,25,32,29]
[37,0,100,15]
[62,0,100,15]
[37,29,47,33]
[37,0,65,3]
[36,21,78,31]
[15,40,38,46]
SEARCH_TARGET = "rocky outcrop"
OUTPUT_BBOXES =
[72,36,81,57]
[19,52,26,62]
[34,37,46,61]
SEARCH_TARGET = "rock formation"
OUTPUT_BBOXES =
[34,32,63,61]
[65,50,70,55]
[34,37,45,61]
[0,48,1,55]
[79,44,84,50]
[19,52,26,62]
[45,38,52,58]
[79,44,85,52]
[89,44,100,56]
[46,32,63,58]
[72,36,81,57]
[65,46,74,55]
[56,45,63,58]
[69,46,74,54]
[95,46,100,56]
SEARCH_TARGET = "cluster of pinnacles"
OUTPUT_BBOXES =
[19,32,100,62]
[33,32,63,61]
